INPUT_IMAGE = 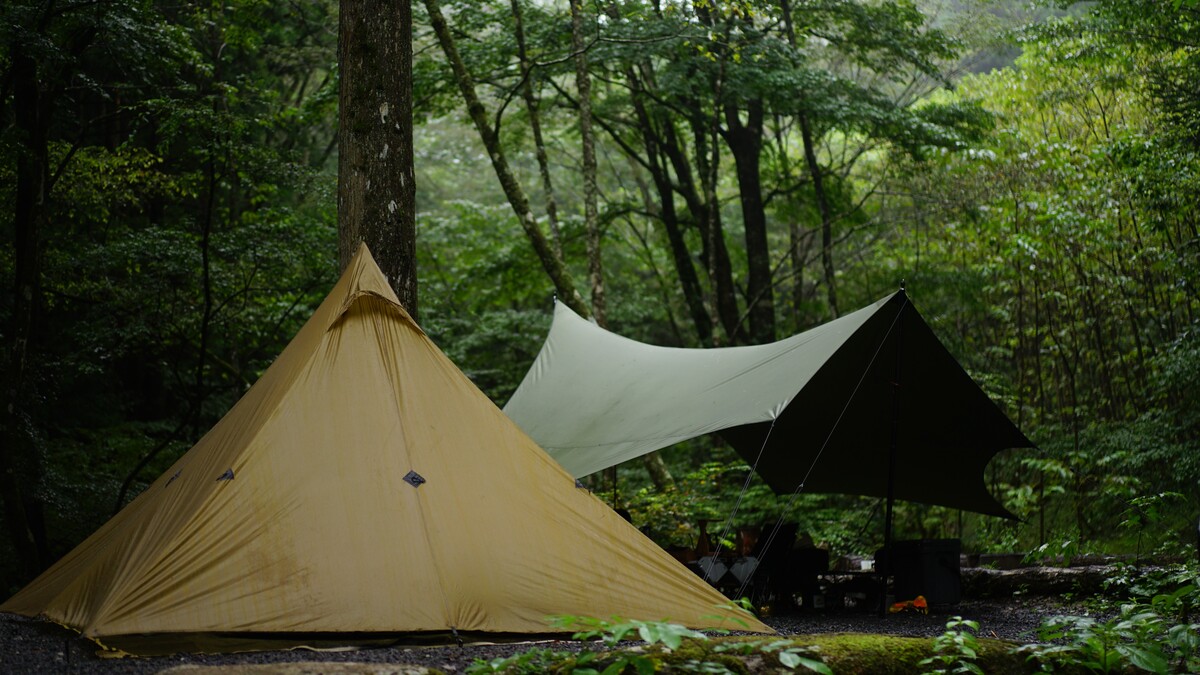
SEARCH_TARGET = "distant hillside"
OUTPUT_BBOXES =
[922,0,1081,73]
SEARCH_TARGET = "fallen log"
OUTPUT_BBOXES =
[962,565,1114,598]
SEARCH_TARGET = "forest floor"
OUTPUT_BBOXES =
[0,594,1090,674]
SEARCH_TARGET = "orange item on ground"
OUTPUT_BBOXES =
[888,595,929,614]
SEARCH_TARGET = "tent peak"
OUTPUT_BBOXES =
[329,245,424,335]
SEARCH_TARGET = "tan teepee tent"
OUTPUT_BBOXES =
[1,245,767,655]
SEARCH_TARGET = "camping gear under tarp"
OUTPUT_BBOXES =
[1,245,767,655]
[503,291,1032,519]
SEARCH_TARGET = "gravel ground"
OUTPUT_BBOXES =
[0,598,1082,674]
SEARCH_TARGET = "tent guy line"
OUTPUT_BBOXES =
[794,292,907,496]
[704,417,778,583]
[705,293,908,594]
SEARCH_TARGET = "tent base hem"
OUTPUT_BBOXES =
[76,630,597,657]
[62,621,773,657]
[74,628,728,657]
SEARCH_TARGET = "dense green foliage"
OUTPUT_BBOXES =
[0,0,340,584]
[1,0,1197,598]
[463,613,1050,673]
[467,576,1200,672]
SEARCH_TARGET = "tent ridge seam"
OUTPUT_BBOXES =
[329,290,422,335]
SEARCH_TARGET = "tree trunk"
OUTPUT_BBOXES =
[633,104,739,342]
[510,0,564,258]
[2,9,102,579]
[724,100,774,343]
[799,113,838,317]
[772,118,813,332]
[630,87,713,345]
[338,0,418,317]
[688,114,743,344]
[642,453,675,488]
[570,0,606,326]
[1,47,51,580]
[424,0,591,318]
[774,9,812,330]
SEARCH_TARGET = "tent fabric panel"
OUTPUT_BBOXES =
[0,247,386,632]
[503,297,886,477]
[8,295,440,638]
[0,492,156,628]
[385,303,764,634]
[720,293,1028,518]
[86,297,448,636]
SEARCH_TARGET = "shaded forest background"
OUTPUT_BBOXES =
[1,0,1197,594]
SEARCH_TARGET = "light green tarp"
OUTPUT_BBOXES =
[503,291,1032,518]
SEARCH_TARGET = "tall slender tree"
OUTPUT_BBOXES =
[422,0,590,318]
[571,0,607,327]
[510,0,565,259]
[1,0,105,579]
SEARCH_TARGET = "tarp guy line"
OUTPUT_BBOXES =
[733,482,805,602]
[794,295,907,496]
[726,296,907,599]
[704,418,777,582]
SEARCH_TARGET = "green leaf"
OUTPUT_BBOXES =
[793,654,834,675]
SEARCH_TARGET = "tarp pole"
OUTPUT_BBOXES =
[880,287,906,617]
